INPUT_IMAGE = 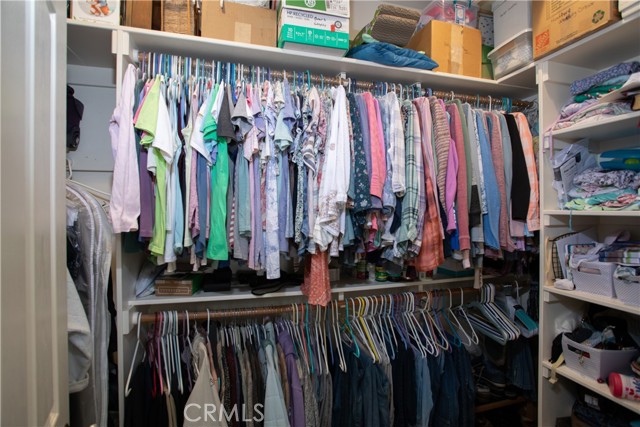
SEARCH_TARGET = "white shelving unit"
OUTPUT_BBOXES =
[537,10,640,425]
[65,19,538,427]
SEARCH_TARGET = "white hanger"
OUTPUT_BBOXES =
[173,312,184,394]
[416,293,438,356]
[446,289,473,347]
[66,158,111,202]
[454,288,480,345]
[331,301,347,372]
[369,296,389,364]
[385,295,399,353]
[402,293,427,358]
[125,313,145,397]
[428,292,451,353]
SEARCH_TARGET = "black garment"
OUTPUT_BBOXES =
[392,344,417,427]
[217,86,237,141]
[331,346,351,427]
[124,363,149,427]
[505,114,531,221]
[67,85,84,151]
[454,344,476,427]
[427,353,443,427]
[469,185,482,228]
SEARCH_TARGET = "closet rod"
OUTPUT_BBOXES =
[136,52,534,109]
[135,278,529,324]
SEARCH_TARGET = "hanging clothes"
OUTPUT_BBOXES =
[111,60,540,304]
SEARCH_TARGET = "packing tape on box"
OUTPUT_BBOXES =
[451,26,463,75]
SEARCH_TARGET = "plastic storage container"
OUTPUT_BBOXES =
[491,0,531,48]
[487,30,533,79]
[415,0,479,32]
[562,335,639,382]
[570,260,617,298]
[613,276,640,306]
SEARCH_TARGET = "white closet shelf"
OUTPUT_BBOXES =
[495,62,536,89]
[539,11,640,71]
[543,285,640,316]
[550,110,640,142]
[67,19,115,67]
[129,276,480,307]
[544,209,640,218]
[68,20,536,98]
[542,361,640,414]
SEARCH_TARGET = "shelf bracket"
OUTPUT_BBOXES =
[543,290,560,304]
[121,305,137,334]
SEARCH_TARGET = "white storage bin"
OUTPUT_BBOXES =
[487,30,532,79]
[491,0,531,47]
[562,335,639,382]
[613,276,640,306]
[571,261,617,298]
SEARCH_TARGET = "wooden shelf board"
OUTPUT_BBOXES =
[129,276,480,307]
[551,111,640,142]
[544,286,640,316]
[542,361,640,414]
[544,209,640,218]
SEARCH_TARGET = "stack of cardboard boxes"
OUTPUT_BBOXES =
[277,0,350,56]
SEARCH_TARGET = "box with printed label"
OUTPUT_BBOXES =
[406,20,481,78]
[532,0,620,60]
[277,0,349,18]
[278,8,349,53]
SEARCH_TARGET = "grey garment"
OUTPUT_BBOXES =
[66,183,112,427]
[166,393,177,427]
[263,341,290,427]
[233,151,250,260]
[296,358,320,427]
[242,348,255,427]
[462,105,485,246]
[318,373,333,427]
[574,168,640,190]
[383,360,394,427]
[67,268,92,393]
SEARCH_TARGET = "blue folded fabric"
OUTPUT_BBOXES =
[346,41,438,70]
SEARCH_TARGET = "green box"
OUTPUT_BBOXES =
[278,8,349,52]
[277,0,349,18]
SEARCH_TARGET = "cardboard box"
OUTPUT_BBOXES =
[278,8,349,55]
[405,20,481,78]
[277,0,349,18]
[532,0,620,60]
[71,0,120,25]
[124,0,152,29]
[201,1,276,47]
[155,274,203,296]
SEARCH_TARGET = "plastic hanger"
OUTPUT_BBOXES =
[445,288,469,347]
[468,284,520,344]
[412,293,436,356]
[332,301,347,371]
[373,296,391,363]
[402,293,427,358]
[349,298,374,360]
[390,294,409,350]
[305,303,315,374]
[125,313,145,397]
[429,291,452,352]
